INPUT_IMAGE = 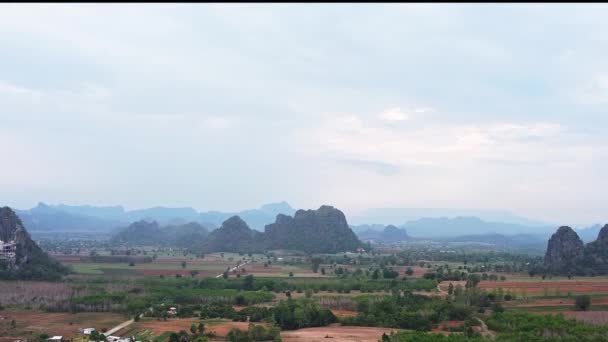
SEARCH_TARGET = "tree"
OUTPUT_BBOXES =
[321,268,326,275]
[181,261,187,269]
[311,257,322,273]
[305,289,313,298]
[223,271,229,279]
[289,272,294,278]
[191,323,198,334]
[190,270,199,278]
[575,295,591,311]
[244,274,255,290]
[448,283,454,296]
[198,322,205,334]
[372,269,380,280]
[405,267,414,276]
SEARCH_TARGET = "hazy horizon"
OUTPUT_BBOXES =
[2,4,608,224]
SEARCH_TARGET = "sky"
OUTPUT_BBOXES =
[1,3,608,225]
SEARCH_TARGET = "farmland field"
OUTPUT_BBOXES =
[280,325,399,342]
[0,310,127,338]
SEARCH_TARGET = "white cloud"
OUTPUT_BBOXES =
[379,107,410,121]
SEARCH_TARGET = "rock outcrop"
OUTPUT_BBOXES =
[201,216,262,253]
[201,205,363,254]
[264,205,362,253]
[0,207,68,280]
[544,226,584,275]
[111,220,209,248]
[356,225,410,243]
[580,224,608,275]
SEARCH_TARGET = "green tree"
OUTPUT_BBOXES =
[244,274,255,290]
[575,295,591,311]
[181,261,187,269]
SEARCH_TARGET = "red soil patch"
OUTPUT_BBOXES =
[431,320,464,335]
[281,325,399,342]
[136,269,218,277]
[330,309,358,318]
[479,280,608,294]
[206,321,268,337]
[132,319,267,337]
[393,266,429,278]
[438,281,467,292]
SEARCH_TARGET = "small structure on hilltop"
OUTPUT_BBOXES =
[47,336,64,342]
[167,307,177,315]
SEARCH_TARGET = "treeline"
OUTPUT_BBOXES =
[384,312,608,341]
[341,291,472,331]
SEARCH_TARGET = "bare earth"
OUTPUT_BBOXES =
[281,325,399,342]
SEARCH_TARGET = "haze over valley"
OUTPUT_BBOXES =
[3,3,608,342]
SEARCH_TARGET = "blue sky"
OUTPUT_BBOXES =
[1,4,608,224]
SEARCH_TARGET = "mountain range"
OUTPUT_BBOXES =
[14,202,603,243]
[16,201,296,232]
[111,205,363,254]
[353,216,555,238]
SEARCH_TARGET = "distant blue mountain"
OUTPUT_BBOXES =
[400,216,554,238]
[15,201,296,232]
[353,216,555,238]
[349,208,550,227]
[577,224,604,243]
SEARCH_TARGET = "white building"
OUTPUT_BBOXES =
[48,336,64,342]
[0,240,16,260]
[80,328,96,335]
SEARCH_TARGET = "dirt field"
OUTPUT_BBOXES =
[121,318,267,338]
[0,310,127,338]
[393,266,429,278]
[330,309,358,318]
[479,280,608,295]
[431,320,464,335]
[281,325,399,342]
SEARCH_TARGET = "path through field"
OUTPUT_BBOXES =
[107,314,142,336]
[215,260,250,278]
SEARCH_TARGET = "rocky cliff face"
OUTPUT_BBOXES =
[264,205,362,253]
[0,207,68,280]
[544,226,584,274]
[580,224,608,275]
[201,216,262,253]
[201,206,363,254]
